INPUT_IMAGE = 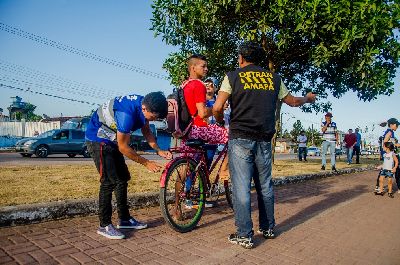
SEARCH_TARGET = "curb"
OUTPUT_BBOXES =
[0,166,374,227]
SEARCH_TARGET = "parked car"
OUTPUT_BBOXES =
[335,148,344,156]
[361,149,373,155]
[129,124,157,151]
[15,129,90,158]
[307,146,321,156]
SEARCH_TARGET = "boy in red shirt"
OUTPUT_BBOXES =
[180,55,229,180]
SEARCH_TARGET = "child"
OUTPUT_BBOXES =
[375,142,398,198]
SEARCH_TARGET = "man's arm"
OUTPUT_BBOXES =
[212,91,230,124]
[196,102,212,119]
[321,122,329,133]
[141,122,172,160]
[282,92,316,107]
[116,131,163,172]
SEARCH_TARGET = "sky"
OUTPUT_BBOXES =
[0,0,399,144]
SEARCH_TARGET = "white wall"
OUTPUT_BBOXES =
[0,121,60,137]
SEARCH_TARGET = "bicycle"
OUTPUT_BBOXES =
[159,138,233,233]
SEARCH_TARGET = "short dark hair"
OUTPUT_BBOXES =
[384,142,395,151]
[187,54,207,67]
[143,92,168,119]
[238,42,265,64]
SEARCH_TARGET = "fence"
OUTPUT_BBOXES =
[0,121,60,137]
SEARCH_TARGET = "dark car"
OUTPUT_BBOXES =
[15,129,90,158]
[129,124,157,151]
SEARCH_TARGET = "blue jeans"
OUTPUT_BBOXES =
[228,138,275,237]
[346,147,354,163]
[298,147,307,161]
[322,141,336,167]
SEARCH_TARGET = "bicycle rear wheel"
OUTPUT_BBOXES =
[160,157,206,233]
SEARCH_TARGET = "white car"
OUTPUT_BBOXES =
[307,146,321,156]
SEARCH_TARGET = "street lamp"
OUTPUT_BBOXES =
[280,112,295,139]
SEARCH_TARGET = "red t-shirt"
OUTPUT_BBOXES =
[183,79,208,127]
[344,133,357,148]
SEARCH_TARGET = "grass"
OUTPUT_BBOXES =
[0,157,380,207]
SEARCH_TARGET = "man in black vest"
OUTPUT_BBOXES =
[213,42,316,249]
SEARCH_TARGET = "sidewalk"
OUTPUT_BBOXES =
[1,170,399,265]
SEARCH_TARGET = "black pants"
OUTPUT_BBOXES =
[86,141,131,227]
[298,147,307,161]
[396,155,400,190]
[352,146,361,164]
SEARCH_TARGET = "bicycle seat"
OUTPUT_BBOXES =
[185,139,206,148]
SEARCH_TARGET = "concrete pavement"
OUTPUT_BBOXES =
[1,170,399,264]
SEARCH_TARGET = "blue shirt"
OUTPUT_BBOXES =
[383,129,395,143]
[206,97,216,124]
[85,94,146,144]
[355,132,362,147]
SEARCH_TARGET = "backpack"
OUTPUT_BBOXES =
[166,80,198,138]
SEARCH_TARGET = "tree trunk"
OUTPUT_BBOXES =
[261,33,281,164]
[272,101,282,165]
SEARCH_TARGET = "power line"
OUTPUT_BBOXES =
[0,60,120,100]
[0,83,99,106]
[0,22,169,80]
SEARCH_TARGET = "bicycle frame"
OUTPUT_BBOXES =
[159,144,228,188]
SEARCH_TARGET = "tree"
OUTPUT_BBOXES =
[151,0,400,160]
[25,103,42,121]
[305,126,323,147]
[152,0,399,102]
[290,120,305,142]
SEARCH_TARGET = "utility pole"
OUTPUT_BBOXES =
[311,123,314,146]
[280,112,283,139]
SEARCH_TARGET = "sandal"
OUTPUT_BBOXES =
[374,191,384,196]
[388,193,394,198]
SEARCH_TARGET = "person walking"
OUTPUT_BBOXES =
[85,92,172,239]
[321,112,338,172]
[213,41,316,249]
[353,128,362,164]
[297,130,308,161]
[343,129,357,164]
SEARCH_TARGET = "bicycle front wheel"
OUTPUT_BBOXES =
[160,157,206,233]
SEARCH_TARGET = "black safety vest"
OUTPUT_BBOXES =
[227,64,281,141]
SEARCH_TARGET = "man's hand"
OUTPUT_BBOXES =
[145,160,163,173]
[306,92,317,103]
[157,150,173,160]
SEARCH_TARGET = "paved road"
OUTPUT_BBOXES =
[1,170,399,264]
[0,152,297,166]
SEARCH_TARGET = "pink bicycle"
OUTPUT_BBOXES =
[159,139,232,233]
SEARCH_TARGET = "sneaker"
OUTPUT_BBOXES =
[183,200,195,210]
[97,224,125,239]
[388,193,394,198]
[228,233,254,249]
[257,228,275,239]
[374,191,384,196]
[332,166,338,172]
[205,201,214,208]
[321,165,325,170]
[117,218,148,230]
